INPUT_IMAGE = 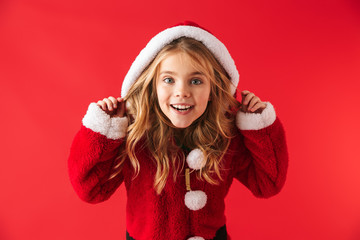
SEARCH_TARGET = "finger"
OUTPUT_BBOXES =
[116,100,126,117]
[248,96,260,110]
[241,90,250,96]
[115,97,124,111]
[103,98,114,111]
[108,96,118,108]
[118,97,126,110]
[242,92,255,106]
[249,102,266,113]
[97,101,107,111]
[240,97,247,112]
[240,91,250,112]
[240,90,249,103]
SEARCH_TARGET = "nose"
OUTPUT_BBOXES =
[174,82,190,98]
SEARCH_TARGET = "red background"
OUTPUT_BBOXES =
[1,0,360,239]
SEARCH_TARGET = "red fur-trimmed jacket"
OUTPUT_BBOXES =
[68,102,288,240]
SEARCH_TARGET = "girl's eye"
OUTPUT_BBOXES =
[163,78,174,84]
[191,79,202,85]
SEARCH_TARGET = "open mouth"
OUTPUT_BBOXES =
[170,104,193,112]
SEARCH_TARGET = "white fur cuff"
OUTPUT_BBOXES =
[236,102,276,130]
[82,103,128,140]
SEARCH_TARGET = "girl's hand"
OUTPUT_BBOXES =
[96,96,126,117]
[240,90,267,113]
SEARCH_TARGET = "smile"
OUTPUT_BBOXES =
[170,104,193,112]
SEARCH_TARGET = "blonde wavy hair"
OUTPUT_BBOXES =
[110,37,240,194]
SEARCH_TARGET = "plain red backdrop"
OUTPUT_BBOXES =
[1,0,360,239]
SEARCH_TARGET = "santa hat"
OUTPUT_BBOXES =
[120,21,240,98]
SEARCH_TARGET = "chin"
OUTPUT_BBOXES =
[173,124,191,129]
[171,121,192,129]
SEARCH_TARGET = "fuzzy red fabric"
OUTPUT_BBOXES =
[68,118,288,240]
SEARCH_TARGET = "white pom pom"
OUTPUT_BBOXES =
[186,148,206,170]
[187,237,205,240]
[184,190,207,211]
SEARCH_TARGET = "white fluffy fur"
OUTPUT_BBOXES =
[236,102,276,130]
[186,148,206,170]
[184,190,207,211]
[187,237,205,240]
[121,25,239,97]
[82,103,128,140]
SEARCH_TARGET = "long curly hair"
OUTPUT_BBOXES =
[109,37,240,194]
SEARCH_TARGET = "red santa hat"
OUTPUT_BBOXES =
[120,21,240,97]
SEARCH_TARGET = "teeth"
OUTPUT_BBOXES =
[172,105,192,110]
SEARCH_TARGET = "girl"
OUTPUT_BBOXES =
[68,21,288,240]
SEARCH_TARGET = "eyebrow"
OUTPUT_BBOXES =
[159,71,204,76]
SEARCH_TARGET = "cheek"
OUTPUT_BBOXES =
[200,90,211,112]
[199,88,211,104]
[196,94,211,114]
[156,87,168,107]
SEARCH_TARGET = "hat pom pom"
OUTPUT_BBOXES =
[184,190,207,211]
[186,148,206,170]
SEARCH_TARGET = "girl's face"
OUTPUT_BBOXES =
[156,52,211,129]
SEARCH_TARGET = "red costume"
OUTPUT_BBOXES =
[68,22,288,240]
[68,102,288,240]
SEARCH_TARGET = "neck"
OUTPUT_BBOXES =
[173,128,185,145]
[173,128,194,154]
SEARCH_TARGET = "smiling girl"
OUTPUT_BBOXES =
[68,22,288,240]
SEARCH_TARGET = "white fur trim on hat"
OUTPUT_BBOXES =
[186,148,206,170]
[236,102,276,130]
[184,190,207,211]
[82,103,128,140]
[121,25,239,97]
[187,237,205,240]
